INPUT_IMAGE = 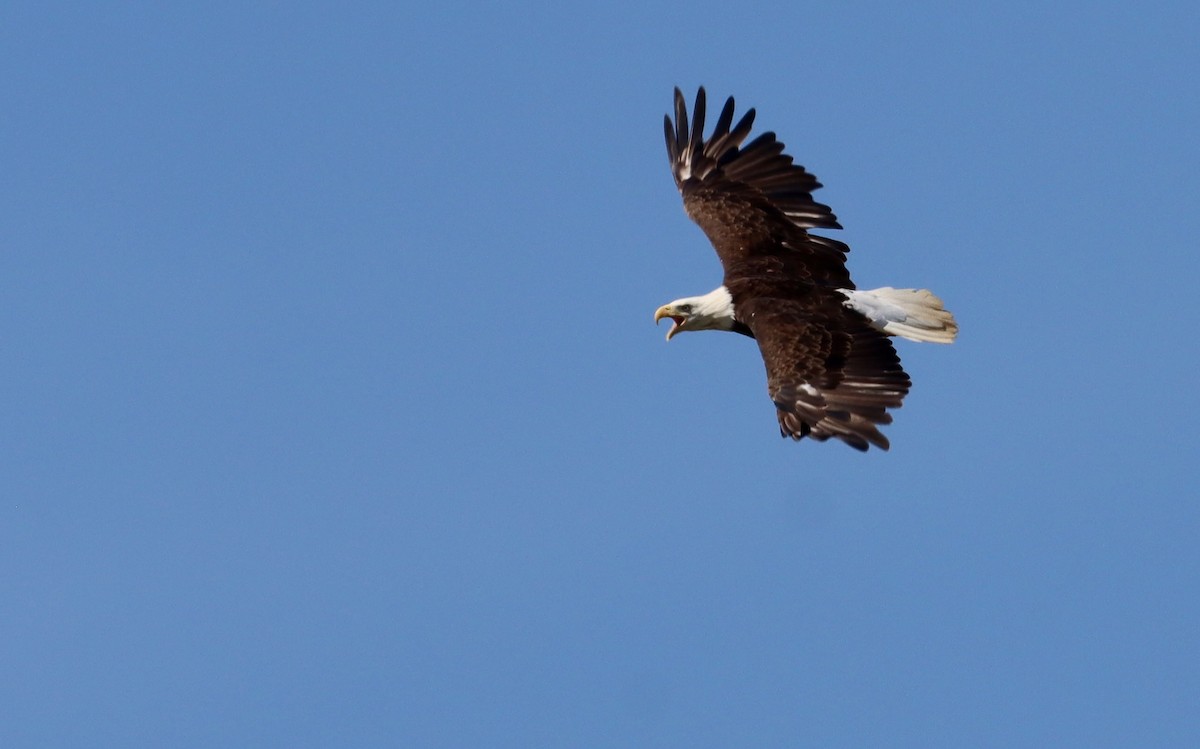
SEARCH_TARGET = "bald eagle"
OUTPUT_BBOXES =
[655,87,957,451]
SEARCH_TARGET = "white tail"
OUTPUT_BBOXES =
[841,287,959,344]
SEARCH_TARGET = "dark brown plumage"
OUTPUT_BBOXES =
[664,87,912,451]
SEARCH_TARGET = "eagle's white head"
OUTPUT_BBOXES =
[654,286,736,340]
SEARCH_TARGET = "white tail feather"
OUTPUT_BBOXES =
[841,287,958,344]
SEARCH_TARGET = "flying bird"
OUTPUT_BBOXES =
[655,87,957,451]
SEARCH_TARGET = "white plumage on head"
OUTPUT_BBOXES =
[658,286,736,333]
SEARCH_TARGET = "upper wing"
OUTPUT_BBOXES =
[664,87,853,288]
[741,295,912,451]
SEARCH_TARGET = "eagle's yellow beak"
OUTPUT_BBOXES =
[654,305,686,341]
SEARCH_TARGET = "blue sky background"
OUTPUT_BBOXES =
[3,2,1199,746]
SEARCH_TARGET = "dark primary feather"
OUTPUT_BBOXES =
[664,87,851,288]
[665,87,912,451]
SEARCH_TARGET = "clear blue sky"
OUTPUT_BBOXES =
[3,2,1198,746]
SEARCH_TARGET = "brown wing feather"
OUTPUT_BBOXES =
[664,87,852,288]
[738,286,911,452]
[804,320,910,451]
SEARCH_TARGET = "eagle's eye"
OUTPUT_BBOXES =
[677,304,693,313]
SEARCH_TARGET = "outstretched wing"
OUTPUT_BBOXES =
[740,294,912,452]
[664,87,853,288]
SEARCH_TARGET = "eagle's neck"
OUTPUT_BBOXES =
[692,286,737,328]
[694,286,755,337]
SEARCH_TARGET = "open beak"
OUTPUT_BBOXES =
[654,305,686,341]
